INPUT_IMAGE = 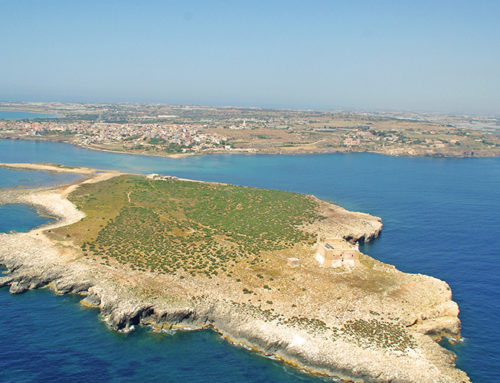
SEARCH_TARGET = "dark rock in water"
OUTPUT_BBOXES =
[9,281,29,294]
[109,305,155,330]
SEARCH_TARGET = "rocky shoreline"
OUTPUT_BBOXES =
[0,170,470,383]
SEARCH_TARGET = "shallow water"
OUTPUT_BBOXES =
[0,139,499,382]
[0,168,81,189]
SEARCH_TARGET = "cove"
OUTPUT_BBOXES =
[0,204,52,233]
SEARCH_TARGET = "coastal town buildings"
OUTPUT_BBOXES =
[0,120,231,154]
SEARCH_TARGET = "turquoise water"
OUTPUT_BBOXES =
[0,139,499,382]
[0,110,58,120]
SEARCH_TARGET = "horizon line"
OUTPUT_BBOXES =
[1,99,498,119]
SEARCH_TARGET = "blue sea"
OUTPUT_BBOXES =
[0,204,52,234]
[0,168,82,189]
[0,110,58,120]
[0,137,499,382]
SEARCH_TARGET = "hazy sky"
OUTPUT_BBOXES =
[1,0,499,114]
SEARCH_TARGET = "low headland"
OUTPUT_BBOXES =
[0,164,469,382]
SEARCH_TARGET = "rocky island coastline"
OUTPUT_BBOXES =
[0,164,469,383]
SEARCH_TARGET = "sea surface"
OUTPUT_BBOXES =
[0,138,499,382]
[0,204,52,234]
[0,110,58,120]
[0,168,81,189]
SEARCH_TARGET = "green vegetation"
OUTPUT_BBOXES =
[162,142,189,153]
[57,175,318,277]
[144,139,192,153]
[148,137,167,145]
[342,319,416,352]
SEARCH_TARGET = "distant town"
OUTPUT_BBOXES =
[1,102,499,157]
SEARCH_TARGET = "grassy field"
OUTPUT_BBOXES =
[53,175,318,277]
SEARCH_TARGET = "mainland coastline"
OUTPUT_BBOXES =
[0,163,469,383]
[1,103,499,159]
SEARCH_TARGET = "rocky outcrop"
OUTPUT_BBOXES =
[308,197,383,244]
[0,235,468,382]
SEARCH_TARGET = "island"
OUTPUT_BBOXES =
[0,163,469,383]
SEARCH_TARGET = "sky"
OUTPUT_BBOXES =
[0,0,499,115]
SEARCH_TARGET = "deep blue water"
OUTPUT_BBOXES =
[0,139,499,382]
[0,204,52,233]
[0,110,58,120]
[0,290,324,383]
